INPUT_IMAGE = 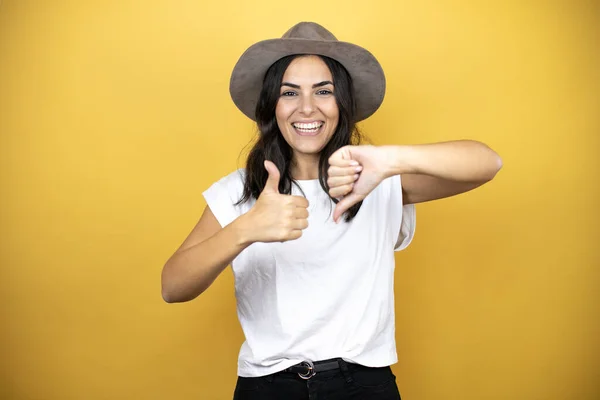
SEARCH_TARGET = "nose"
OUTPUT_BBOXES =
[299,94,315,116]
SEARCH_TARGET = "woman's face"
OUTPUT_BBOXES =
[275,55,339,160]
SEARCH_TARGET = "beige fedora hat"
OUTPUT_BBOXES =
[229,22,386,122]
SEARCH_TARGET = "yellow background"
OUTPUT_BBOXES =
[1,1,598,399]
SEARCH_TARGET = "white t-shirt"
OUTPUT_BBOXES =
[203,169,416,377]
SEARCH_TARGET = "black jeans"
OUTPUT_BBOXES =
[233,359,401,400]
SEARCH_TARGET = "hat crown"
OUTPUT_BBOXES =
[282,22,338,41]
[230,22,385,122]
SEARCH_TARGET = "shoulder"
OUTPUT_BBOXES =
[203,169,248,227]
[214,168,246,188]
[378,174,407,200]
[204,168,246,199]
[370,174,401,199]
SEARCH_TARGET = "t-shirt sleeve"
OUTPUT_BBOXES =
[202,170,246,228]
[388,174,417,252]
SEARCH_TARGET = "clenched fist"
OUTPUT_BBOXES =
[244,160,309,243]
[328,145,390,223]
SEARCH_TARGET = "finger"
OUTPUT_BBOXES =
[333,193,363,223]
[328,146,358,167]
[293,207,309,219]
[329,183,354,198]
[290,195,309,209]
[329,157,359,168]
[328,165,363,177]
[328,174,359,188]
[291,218,309,230]
[263,160,280,194]
[285,230,303,241]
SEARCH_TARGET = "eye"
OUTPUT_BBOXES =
[281,91,297,97]
[317,89,333,95]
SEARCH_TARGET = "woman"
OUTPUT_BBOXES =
[161,22,502,399]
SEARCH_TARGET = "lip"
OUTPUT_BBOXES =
[292,120,323,124]
[292,122,324,137]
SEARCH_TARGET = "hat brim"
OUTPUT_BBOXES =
[229,38,386,122]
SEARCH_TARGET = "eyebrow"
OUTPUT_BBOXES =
[281,81,334,89]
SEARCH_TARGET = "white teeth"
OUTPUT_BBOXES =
[292,122,323,130]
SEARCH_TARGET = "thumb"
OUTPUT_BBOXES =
[262,160,281,194]
[333,193,362,223]
[328,145,357,167]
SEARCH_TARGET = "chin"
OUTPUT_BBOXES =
[292,143,327,156]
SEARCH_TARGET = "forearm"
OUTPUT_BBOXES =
[161,216,253,303]
[383,140,502,182]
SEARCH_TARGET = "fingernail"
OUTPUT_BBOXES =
[355,166,363,172]
[354,174,359,180]
[349,161,359,166]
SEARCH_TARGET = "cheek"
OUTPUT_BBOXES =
[275,102,292,127]
[275,102,283,122]
[325,102,340,123]
[328,109,339,135]
[274,108,285,133]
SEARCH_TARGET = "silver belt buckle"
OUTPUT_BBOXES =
[298,360,316,380]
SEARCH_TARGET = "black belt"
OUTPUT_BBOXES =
[282,358,344,380]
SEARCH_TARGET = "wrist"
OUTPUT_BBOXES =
[382,145,417,177]
[231,212,256,247]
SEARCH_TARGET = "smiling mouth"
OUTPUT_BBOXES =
[292,121,324,136]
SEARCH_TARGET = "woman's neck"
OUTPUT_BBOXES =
[291,153,320,180]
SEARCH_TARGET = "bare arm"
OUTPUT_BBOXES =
[384,141,503,205]
[400,173,485,205]
[327,141,502,220]
[161,160,309,303]
[161,206,252,303]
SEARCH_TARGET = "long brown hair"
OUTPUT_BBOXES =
[237,54,363,222]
